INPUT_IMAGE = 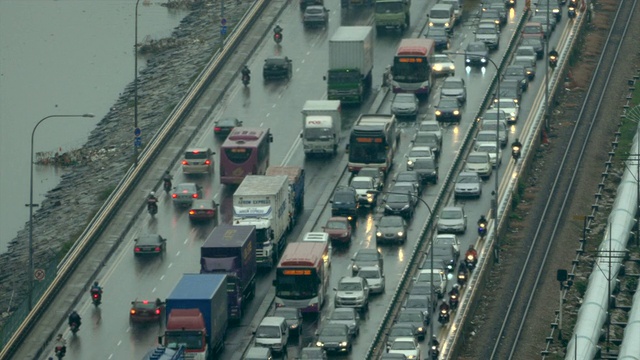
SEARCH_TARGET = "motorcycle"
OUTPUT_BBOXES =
[430,346,440,360]
[147,200,158,216]
[568,4,576,18]
[163,179,172,194]
[242,73,251,86]
[438,308,450,325]
[478,223,487,238]
[90,288,102,307]
[512,145,521,161]
[465,254,477,271]
[445,259,455,274]
[70,322,79,335]
[449,293,459,310]
[549,54,558,69]
[457,271,468,286]
[55,345,66,359]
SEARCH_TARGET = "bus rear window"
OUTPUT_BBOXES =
[224,148,252,163]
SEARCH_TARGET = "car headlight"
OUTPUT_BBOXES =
[450,65,455,70]
[553,9,560,13]
[397,231,404,237]
[407,160,414,166]
[290,324,298,329]
[417,326,424,332]
[445,22,450,27]
[316,341,324,347]
[376,231,383,237]
[514,98,519,103]
[481,58,487,63]
[465,58,471,63]
[453,110,460,115]
[435,110,442,116]
[352,264,359,271]
[429,22,434,26]
[340,341,348,347]
[433,64,442,71]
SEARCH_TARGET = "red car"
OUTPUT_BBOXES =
[323,217,352,245]
[130,299,165,324]
[188,199,218,223]
[521,22,544,40]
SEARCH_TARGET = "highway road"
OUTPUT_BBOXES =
[38,0,574,359]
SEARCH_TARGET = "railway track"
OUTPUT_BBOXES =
[488,1,639,359]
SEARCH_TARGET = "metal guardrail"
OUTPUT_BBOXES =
[0,1,273,358]
[365,6,531,358]
[441,4,590,359]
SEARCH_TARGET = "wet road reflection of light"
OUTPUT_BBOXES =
[397,246,405,263]
[510,124,517,134]
[452,125,461,144]
[509,8,517,22]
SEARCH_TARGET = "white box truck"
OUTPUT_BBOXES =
[301,100,342,156]
[326,26,374,105]
[233,175,292,269]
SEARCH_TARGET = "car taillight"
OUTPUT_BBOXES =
[204,160,211,165]
[172,194,177,198]
[130,309,136,315]
[189,210,196,215]
[134,247,141,252]
[155,247,161,252]
[155,308,161,315]
[214,127,221,132]
[182,160,188,165]
[207,210,214,215]
[192,193,199,198]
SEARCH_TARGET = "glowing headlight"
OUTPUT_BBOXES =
[407,160,414,166]
[429,22,434,26]
[376,231,382,237]
[453,110,460,115]
[435,110,442,116]
[290,324,298,329]
[397,231,404,237]
[481,58,487,63]
[433,64,443,71]
[316,341,324,347]
[445,22,450,27]
[553,9,560,13]
[340,341,348,347]
[417,327,424,332]
[450,65,456,70]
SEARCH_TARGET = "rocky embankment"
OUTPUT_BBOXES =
[0,0,251,327]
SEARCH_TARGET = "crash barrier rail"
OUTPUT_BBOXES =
[618,262,640,359]
[440,4,589,359]
[365,6,531,358]
[0,1,272,358]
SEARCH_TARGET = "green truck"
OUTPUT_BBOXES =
[374,0,411,32]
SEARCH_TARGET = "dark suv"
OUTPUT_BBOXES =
[331,186,359,221]
[465,42,489,68]
[263,56,293,80]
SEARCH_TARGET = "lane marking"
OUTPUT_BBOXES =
[152,287,157,293]
[168,263,173,268]
[160,275,165,281]
[176,251,181,256]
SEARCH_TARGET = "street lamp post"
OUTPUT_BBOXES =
[445,51,501,261]
[27,113,94,310]
[134,0,141,166]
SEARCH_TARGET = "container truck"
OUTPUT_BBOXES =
[325,26,374,104]
[374,0,411,32]
[200,225,257,320]
[300,100,342,156]
[266,166,305,223]
[163,274,227,360]
[233,175,293,269]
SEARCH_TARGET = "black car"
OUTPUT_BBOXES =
[465,42,489,67]
[423,26,450,51]
[351,248,384,275]
[134,234,166,256]
[383,193,415,220]
[412,158,438,184]
[263,56,292,80]
[390,182,419,207]
[395,309,428,340]
[273,307,303,336]
[213,117,242,137]
[435,97,462,123]
[520,37,544,59]
[503,65,529,92]
[315,323,352,354]
[375,215,409,244]
[480,9,503,28]
[331,186,359,221]
[394,171,422,196]
[498,79,523,104]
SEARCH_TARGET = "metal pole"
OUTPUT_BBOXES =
[220,0,225,48]
[545,0,550,131]
[28,114,94,310]
[134,0,141,166]
[558,282,563,339]
[494,60,500,262]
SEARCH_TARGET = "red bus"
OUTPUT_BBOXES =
[220,127,273,185]
[390,38,436,95]
[273,242,329,314]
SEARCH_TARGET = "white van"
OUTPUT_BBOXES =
[428,3,455,32]
[441,0,462,21]
[254,316,289,354]
[302,232,332,266]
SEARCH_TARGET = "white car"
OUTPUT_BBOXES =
[465,151,493,178]
[356,266,385,294]
[406,146,435,170]
[435,233,461,259]
[431,54,456,77]
[387,337,421,359]
[475,130,500,149]
[476,143,502,167]
[418,120,442,143]
[414,268,448,297]
[334,276,370,311]
[491,98,520,124]
[350,176,377,207]
[437,206,467,234]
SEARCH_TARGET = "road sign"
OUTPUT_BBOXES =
[134,136,142,147]
[221,25,228,36]
[221,18,227,25]
[34,268,45,281]
[134,127,141,137]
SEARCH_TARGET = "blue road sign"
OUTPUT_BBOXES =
[134,136,142,147]
[134,127,141,136]
[221,25,227,35]
[221,18,227,25]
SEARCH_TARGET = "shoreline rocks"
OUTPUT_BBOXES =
[0,0,252,332]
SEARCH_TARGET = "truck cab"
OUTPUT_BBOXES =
[374,0,411,33]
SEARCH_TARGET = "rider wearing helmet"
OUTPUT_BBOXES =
[147,191,158,203]
[68,310,82,328]
[91,281,102,294]
[477,215,487,228]
[465,244,478,262]
[273,24,283,34]
[241,65,251,77]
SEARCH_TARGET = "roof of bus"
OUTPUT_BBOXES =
[396,38,436,56]
[278,242,326,268]
[224,127,269,144]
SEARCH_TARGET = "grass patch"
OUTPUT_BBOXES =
[98,185,115,202]
[511,179,526,211]
[574,279,588,297]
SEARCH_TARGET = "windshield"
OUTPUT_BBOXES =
[321,326,347,336]
[411,284,433,295]
[255,325,281,338]
[331,311,354,320]
[349,141,388,164]
[326,220,348,230]
[406,298,428,307]
[523,25,541,34]
[328,70,360,83]
[441,209,463,219]
[358,169,380,178]
[419,123,439,132]
[274,309,298,321]
[165,331,204,350]
[517,48,535,56]
[305,127,333,141]
[386,194,410,203]
[397,173,417,182]
[333,191,355,204]
[380,216,405,227]
[458,174,479,183]
[275,272,318,299]
[430,10,450,18]
[392,57,431,83]
[351,179,372,189]
[409,150,432,158]
[397,311,420,322]
[338,282,363,291]
[391,341,416,350]
[375,2,404,13]
[358,269,380,278]
[467,43,486,52]
[414,159,435,169]
[393,94,416,104]
[477,27,495,34]
[477,133,497,142]
[306,7,324,14]
[390,327,414,337]
[477,145,498,154]
[355,252,378,261]
[495,99,515,108]
[438,98,459,108]
[468,154,488,164]
[442,80,462,89]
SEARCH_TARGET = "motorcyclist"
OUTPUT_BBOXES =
[431,335,440,348]
[449,284,460,297]
[477,215,488,228]
[439,302,450,316]
[54,333,66,357]
[465,244,478,264]
[241,65,251,77]
[162,171,173,186]
[273,25,283,34]
[91,281,102,293]
[147,191,158,207]
[68,310,81,328]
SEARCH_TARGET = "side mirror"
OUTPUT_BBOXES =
[333,287,338,291]
[323,75,327,81]
[299,133,303,138]
[252,331,256,335]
